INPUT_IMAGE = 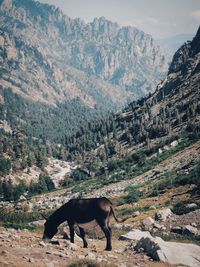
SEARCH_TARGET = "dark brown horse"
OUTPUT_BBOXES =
[42,197,121,251]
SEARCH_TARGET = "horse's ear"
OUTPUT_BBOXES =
[41,214,49,221]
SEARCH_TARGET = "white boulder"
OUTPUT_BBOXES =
[135,236,200,267]
[119,229,152,241]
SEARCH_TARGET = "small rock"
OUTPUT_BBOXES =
[119,229,152,241]
[191,222,197,227]
[132,211,140,217]
[39,241,47,247]
[155,208,172,221]
[46,251,67,257]
[77,255,85,260]
[86,252,96,260]
[149,205,156,210]
[153,223,162,229]
[143,217,155,227]
[114,223,123,229]
[50,240,60,245]
[28,258,34,263]
[183,225,199,236]
[66,242,79,251]
[185,203,197,209]
[1,250,8,255]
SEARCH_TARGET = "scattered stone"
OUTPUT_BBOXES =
[149,205,156,210]
[135,236,200,267]
[28,258,34,263]
[19,195,26,201]
[132,211,140,217]
[1,250,8,255]
[142,217,155,227]
[29,220,45,227]
[155,208,172,221]
[50,240,60,245]
[153,223,162,230]
[185,203,197,209]
[189,184,197,190]
[86,252,96,261]
[119,229,152,241]
[39,241,47,247]
[66,242,79,251]
[46,250,67,257]
[183,225,199,236]
[191,222,197,227]
[114,223,123,229]
[77,255,85,260]
[170,140,178,148]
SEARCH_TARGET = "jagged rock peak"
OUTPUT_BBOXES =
[169,26,200,74]
[191,25,200,56]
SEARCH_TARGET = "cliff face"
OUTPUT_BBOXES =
[0,0,168,108]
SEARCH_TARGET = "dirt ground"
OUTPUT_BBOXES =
[0,227,175,267]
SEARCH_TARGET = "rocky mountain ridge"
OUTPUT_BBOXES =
[0,0,168,108]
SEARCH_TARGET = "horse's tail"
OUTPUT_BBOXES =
[110,206,128,223]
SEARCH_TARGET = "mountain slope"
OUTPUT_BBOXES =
[0,0,168,108]
[65,26,200,165]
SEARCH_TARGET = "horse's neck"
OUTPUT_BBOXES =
[50,206,68,227]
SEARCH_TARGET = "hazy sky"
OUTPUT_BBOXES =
[39,0,200,39]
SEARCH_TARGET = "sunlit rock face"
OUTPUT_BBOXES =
[0,0,168,108]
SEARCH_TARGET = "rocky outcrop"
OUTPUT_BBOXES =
[135,236,200,267]
[120,229,200,267]
[0,0,168,109]
[119,229,152,241]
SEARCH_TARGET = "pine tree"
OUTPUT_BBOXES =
[2,178,13,201]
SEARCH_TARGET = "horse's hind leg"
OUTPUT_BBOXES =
[96,219,112,251]
[79,227,88,248]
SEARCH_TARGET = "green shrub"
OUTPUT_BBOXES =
[3,222,36,231]
[72,169,90,181]
[172,201,199,215]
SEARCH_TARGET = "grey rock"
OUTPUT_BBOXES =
[183,225,199,236]
[66,242,79,251]
[132,211,140,217]
[28,258,34,263]
[77,255,85,260]
[119,229,152,241]
[155,208,172,221]
[135,236,200,267]
[185,203,197,209]
[149,205,156,210]
[153,223,163,230]
[142,217,155,227]
[39,241,47,247]
[86,252,96,260]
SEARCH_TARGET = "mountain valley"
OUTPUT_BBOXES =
[0,1,200,266]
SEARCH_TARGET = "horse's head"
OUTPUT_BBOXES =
[42,215,58,240]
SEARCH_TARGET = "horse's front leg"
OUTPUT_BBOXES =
[79,227,88,248]
[68,221,75,243]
